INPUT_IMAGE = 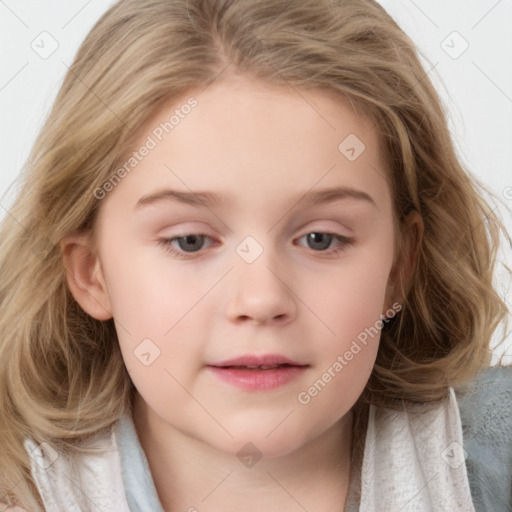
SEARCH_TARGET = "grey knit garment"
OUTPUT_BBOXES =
[454,365,512,512]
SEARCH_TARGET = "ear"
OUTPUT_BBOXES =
[60,233,113,321]
[384,210,424,313]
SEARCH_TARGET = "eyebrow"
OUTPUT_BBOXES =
[134,186,377,210]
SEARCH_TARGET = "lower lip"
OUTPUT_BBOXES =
[207,365,308,390]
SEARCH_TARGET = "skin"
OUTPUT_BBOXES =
[62,74,422,512]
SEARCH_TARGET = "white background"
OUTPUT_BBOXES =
[1,0,511,360]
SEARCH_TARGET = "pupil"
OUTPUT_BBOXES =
[308,233,332,251]
[179,235,204,252]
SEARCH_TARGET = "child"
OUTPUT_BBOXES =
[1,0,511,510]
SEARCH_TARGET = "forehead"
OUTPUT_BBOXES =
[100,76,392,218]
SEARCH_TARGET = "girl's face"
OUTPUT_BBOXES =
[69,76,404,458]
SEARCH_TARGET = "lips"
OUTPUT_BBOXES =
[225,364,291,370]
[207,354,309,391]
[209,354,306,368]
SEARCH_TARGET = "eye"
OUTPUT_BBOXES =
[295,232,353,254]
[157,233,215,259]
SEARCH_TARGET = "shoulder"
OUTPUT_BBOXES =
[454,365,512,511]
[21,421,131,512]
[455,364,512,440]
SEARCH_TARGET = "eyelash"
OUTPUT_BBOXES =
[157,231,354,260]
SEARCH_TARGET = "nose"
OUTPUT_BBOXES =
[225,253,297,326]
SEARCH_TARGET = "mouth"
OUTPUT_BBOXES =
[207,354,309,391]
[209,354,307,368]
[217,363,300,370]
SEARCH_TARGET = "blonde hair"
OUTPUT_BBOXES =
[0,0,509,508]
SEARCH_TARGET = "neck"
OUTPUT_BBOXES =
[132,393,353,512]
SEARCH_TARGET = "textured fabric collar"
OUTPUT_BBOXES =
[23,425,131,512]
[345,387,475,511]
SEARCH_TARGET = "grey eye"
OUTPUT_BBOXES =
[174,234,207,252]
[301,232,335,251]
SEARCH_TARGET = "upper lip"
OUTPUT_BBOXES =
[208,354,308,368]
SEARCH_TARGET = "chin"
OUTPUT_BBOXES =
[209,426,309,462]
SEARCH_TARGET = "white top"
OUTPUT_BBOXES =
[24,387,475,511]
[24,425,131,512]
[346,388,475,511]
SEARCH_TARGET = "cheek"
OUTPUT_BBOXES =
[100,234,201,332]
[295,341,376,442]
[307,243,393,343]
[97,238,203,385]
[294,261,390,429]
[295,239,392,412]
